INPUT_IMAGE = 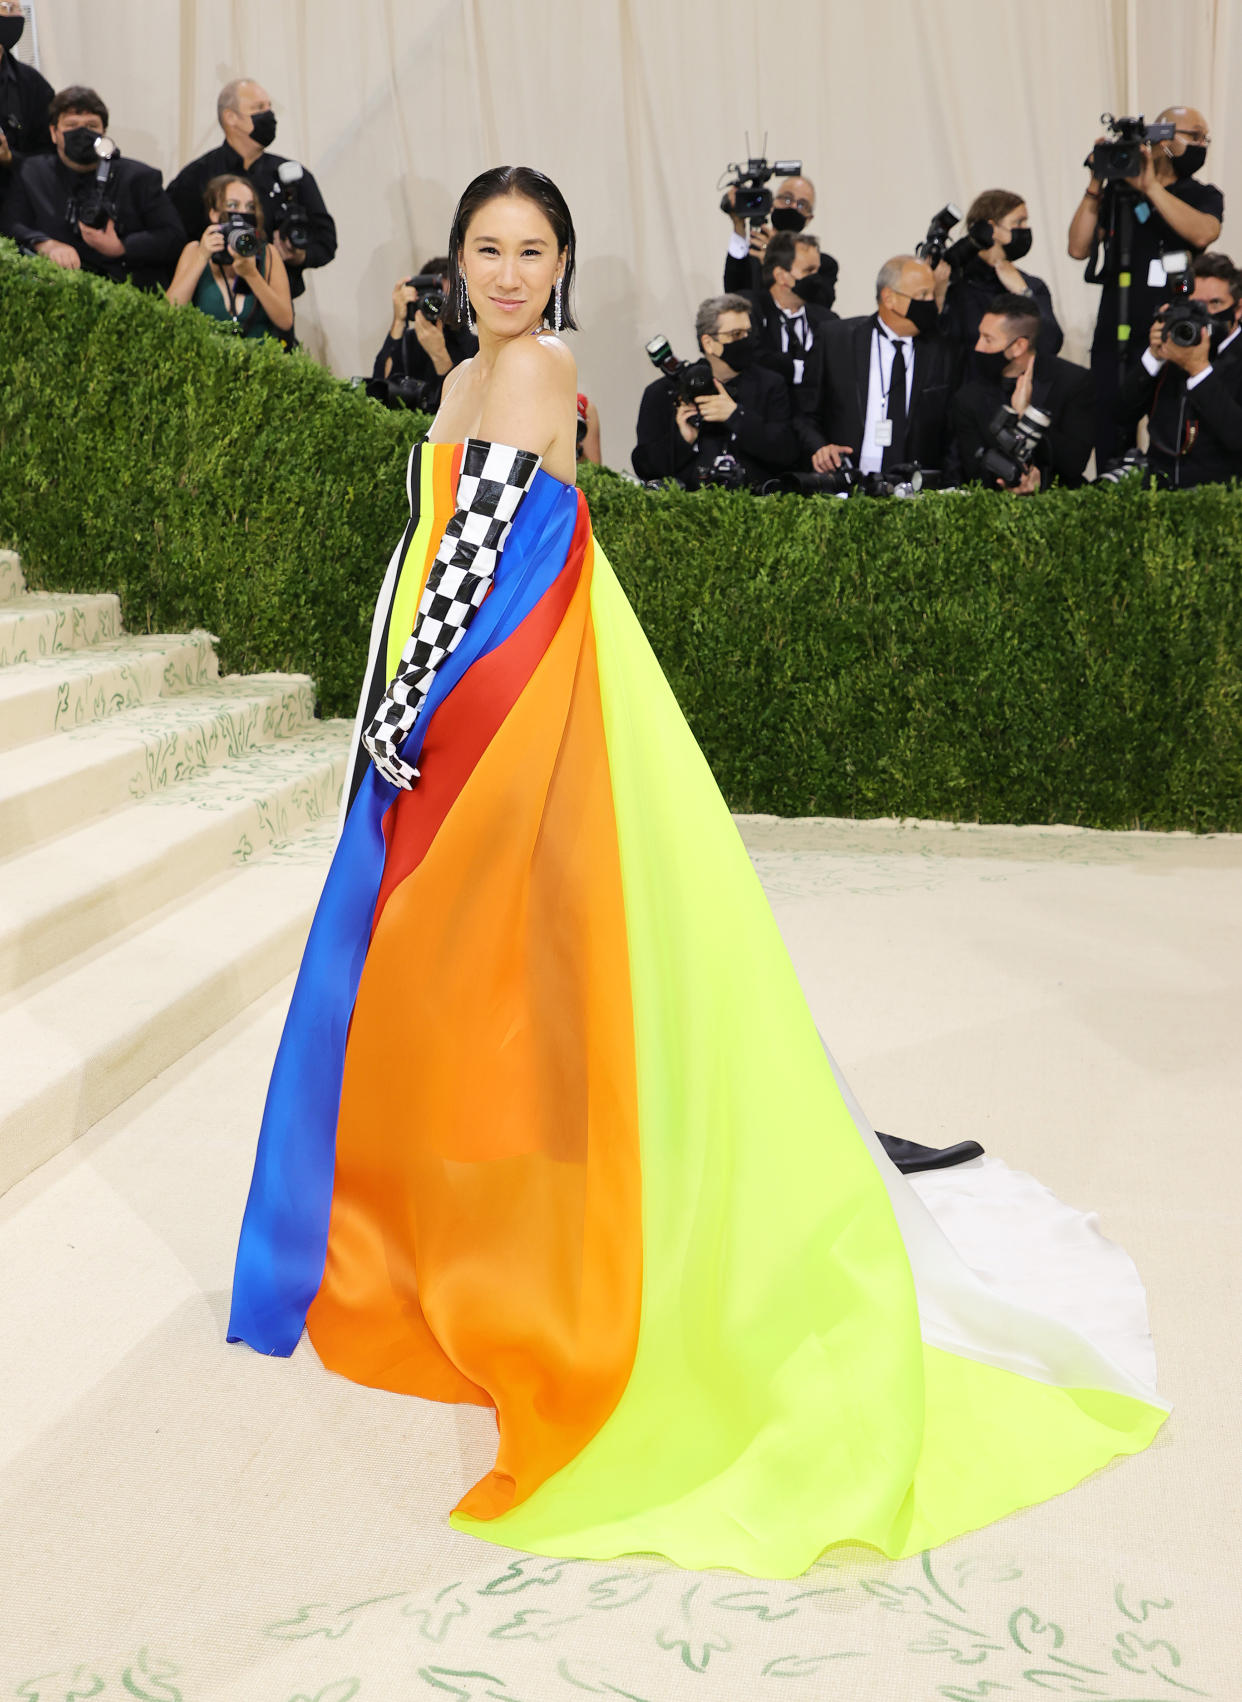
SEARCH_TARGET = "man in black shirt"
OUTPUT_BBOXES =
[632,294,797,490]
[167,78,336,301]
[951,294,1094,490]
[0,84,184,290]
[0,0,53,197]
[1118,252,1242,489]
[1068,103,1223,469]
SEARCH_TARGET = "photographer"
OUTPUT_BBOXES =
[1118,253,1242,489]
[794,255,960,480]
[165,174,293,341]
[733,231,837,395]
[370,257,477,412]
[632,294,797,490]
[0,0,54,195]
[722,170,838,309]
[951,294,1093,491]
[0,85,184,289]
[167,78,336,301]
[941,189,1063,356]
[1068,104,1223,468]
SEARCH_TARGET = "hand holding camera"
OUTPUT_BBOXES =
[77,217,124,259]
[696,381,739,425]
[675,398,701,445]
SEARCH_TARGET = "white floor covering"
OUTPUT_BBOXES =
[1,815,1239,1701]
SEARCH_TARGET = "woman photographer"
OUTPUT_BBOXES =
[942,188,1063,357]
[166,173,293,342]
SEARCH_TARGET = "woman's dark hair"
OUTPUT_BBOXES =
[203,174,268,242]
[444,165,578,332]
[966,188,1026,231]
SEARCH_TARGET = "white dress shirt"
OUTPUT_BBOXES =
[859,323,915,474]
[1141,323,1240,389]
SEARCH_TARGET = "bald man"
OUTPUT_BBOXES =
[167,77,337,301]
[723,172,839,310]
[793,254,961,481]
[1068,103,1223,469]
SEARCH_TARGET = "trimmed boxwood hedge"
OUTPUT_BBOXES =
[2,243,1240,829]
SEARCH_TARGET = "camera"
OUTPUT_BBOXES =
[765,460,938,498]
[272,159,309,251]
[719,151,802,226]
[693,450,749,491]
[1151,249,1215,348]
[942,218,995,273]
[405,271,447,326]
[975,403,1051,486]
[366,373,440,412]
[766,461,858,496]
[916,203,963,268]
[645,334,717,425]
[216,213,260,264]
[1089,113,1176,184]
[68,135,121,231]
[1097,447,1149,483]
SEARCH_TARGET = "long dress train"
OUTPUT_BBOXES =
[227,438,1166,1579]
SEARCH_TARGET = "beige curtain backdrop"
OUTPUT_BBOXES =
[16,0,1241,468]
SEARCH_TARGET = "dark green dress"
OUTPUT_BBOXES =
[191,244,284,341]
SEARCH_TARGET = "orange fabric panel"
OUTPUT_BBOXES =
[306,539,642,1520]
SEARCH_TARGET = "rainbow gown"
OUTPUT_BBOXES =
[228,439,1167,1578]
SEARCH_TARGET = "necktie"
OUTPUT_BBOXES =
[884,337,908,470]
[786,312,804,354]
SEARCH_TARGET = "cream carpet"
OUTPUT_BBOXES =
[1,815,1238,1701]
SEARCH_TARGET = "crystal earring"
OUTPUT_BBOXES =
[554,275,564,333]
[459,274,474,332]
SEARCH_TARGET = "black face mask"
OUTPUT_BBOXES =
[249,109,277,147]
[1170,143,1206,180]
[62,127,102,166]
[792,270,834,308]
[0,15,25,50]
[1005,227,1033,262]
[718,333,758,372]
[901,297,940,336]
[1210,306,1237,334]
[973,347,1012,384]
[770,206,809,233]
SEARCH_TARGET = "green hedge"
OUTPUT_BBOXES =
[2,243,1240,829]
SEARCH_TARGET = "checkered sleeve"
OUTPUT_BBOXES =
[362,438,543,789]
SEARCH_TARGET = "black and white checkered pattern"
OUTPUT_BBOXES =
[362,439,542,788]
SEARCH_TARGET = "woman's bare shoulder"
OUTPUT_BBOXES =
[494,331,577,388]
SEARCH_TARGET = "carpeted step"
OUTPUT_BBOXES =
[0,720,351,994]
[0,590,121,665]
[0,818,338,1194]
[0,630,220,755]
[0,672,316,856]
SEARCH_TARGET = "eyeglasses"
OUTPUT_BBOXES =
[773,193,814,216]
[0,3,25,16]
[1175,127,1211,145]
[712,327,751,342]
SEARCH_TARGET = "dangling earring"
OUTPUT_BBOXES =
[554,275,564,333]
[459,273,474,333]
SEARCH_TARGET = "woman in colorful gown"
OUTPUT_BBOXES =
[227,166,1167,1579]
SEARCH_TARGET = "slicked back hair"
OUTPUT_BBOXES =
[445,165,579,332]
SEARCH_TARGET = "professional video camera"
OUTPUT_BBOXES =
[271,160,310,250]
[1089,113,1176,184]
[215,213,260,265]
[404,271,446,326]
[718,144,803,227]
[975,403,1050,486]
[645,334,717,425]
[67,135,121,231]
[1152,249,1215,349]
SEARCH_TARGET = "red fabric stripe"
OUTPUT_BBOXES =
[372,493,591,932]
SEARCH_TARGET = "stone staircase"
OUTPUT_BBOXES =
[0,550,352,1194]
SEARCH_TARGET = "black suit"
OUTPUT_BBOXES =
[632,364,797,490]
[0,49,54,196]
[371,319,478,411]
[941,257,1063,356]
[950,354,1095,488]
[724,243,839,310]
[1118,334,1242,488]
[734,288,837,391]
[167,141,336,300]
[794,313,961,477]
[1,152,185,289]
